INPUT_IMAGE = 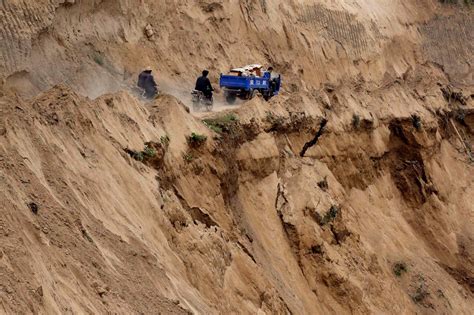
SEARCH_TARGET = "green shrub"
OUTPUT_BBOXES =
[323,205,339,224]
[317,177,329,191]
[143,145,157,158]
[203,113,238,134]
[92,53,104,66]
[208,124,223,133]
[315,205,340,226]
[352,114,361,129]
[183,152,194,162]
[411,283,430,304]
[131,151,144,162]
[265,111,284,125]
[188,132,207,147]
[218,113,238,123]
[411,114,422,131]
[393,262,408,277]
[127,142,161,162]
[455,109,466,123]
[160,135,170,148]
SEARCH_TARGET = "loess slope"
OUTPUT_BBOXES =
[0,0,473,314]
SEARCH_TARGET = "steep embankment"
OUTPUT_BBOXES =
[0,0,473,314]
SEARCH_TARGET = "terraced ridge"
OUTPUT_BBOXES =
[0,0,59,78]
[298,4,385,59]
[421,13,474,85]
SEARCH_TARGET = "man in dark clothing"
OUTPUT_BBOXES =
[195,70,213,100]
[266,66,277,91]
[137,67,158,99]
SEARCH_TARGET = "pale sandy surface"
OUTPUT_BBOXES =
[0,1,473,314]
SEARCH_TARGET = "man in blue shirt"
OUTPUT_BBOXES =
[195,70,214,100]
[137,67,158,99]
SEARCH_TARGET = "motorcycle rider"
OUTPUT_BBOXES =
[137,66,158,99]
[195,70,214,100]
[266,66,279,94]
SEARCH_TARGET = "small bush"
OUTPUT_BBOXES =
[92,53,104,66]
[393,262,408,277]
[324,205,339,224]
[315,205,340,226]
[310,245,323,254]
[143,145,157,158]
[455,109,466,123]
[411,114,422,131]
[28,202,39,215]
[317,177,329,191]
[352,114,361,129]
[188,132,207,147]
[126,142,164,163]
[218,113,238,123]
[411,284,430,304]
[203,113,238,134]
[131,151,144,162]
[183,152,194,162]
[265,111,283,123]
[265,111,285,130]
[160,135,170,148]
[208,124,223,133]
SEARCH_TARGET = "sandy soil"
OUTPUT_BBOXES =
[0,0,473,314]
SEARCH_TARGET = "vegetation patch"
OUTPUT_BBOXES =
[411,283,430,304]
[352,114,361,129]
[183,152,195,163]
[455,109,467,124]
[393,262,408,277]
[310,244,323,255]
[143,145,157,158]
[28,202,39,215]
[160,135,170,148]
[92,52,105,66]
[317,177,329,191]
[265,111,285,131]
[411,114,422,131]
[203,113,239,134]
[130,151,144,162]
[314,205,340,226]
[187,132,207,148]
[125,142,165,167]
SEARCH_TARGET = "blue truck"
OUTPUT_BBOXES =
[219,70,281,104]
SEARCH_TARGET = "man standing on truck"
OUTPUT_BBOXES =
[266,67,278,93]
[195,70,214,100]
[137,66,158,99]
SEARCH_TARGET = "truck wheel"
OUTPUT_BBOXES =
[247,89,257,100]
[226,94,237,104]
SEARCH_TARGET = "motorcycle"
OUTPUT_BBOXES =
[131,86,158,100]
[191,90,213,112]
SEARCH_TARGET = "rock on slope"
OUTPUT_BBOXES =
[0,0,473,314]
